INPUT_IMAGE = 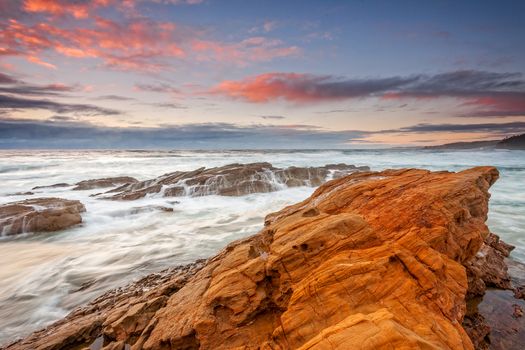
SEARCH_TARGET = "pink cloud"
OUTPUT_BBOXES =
[23,0,114,19]
[1,3,299,72]
[192,37,299,65]
[1,17,186,72]
[212,73,415,103]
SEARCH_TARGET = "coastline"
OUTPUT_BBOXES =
[4,166,525,349]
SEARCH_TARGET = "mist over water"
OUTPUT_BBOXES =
[0,149,524,345]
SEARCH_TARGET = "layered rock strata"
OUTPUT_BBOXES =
[5,166,510,349]
[99,162,369,200]
[0,198,85,236]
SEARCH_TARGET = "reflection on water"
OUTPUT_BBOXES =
[0,149,524,344]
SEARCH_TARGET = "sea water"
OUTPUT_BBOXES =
[0,149,524,344]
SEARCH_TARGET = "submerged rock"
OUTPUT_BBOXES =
[31,183,70,190]
[72,177,138,191]
[4,166,507,350]
[5,191,34,196]
[101,162,369,200]
[0,198,86,236]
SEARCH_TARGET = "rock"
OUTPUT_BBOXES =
[101,162,369,200]
[32,183,70,190]
[4,260,207,350]
[464,232,515,298]
[0,198,86,236]
[514,286,525,300]
[129,206,174,214]
[467,289,525,349]
[72,177,138,191]
[3,166,502,350]
[513,304,523,318]
[5,192,34,196]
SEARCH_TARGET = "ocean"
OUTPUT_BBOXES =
[0,149,524,344]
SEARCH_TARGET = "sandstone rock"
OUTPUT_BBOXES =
[0,198,86,236]
[3,166,502,350]
[101,162,369,200]
[72,177,138,191]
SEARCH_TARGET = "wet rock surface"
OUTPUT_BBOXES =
[4,260,207,350]
[100,162,369,200]
[0,198,86,236]
[462,232,525,349]
[72,177,138,191]
[3,166,508,350]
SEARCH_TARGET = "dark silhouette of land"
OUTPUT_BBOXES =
[425,134,525,150]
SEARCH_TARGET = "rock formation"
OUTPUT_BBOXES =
[72,177,138,191]
[100,162,369,200]
[31,177,138,192]
[0,198,86,236]
[4,166,505,350]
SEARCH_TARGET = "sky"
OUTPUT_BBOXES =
[0,0,524,149]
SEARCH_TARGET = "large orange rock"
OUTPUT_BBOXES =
[4,167,500,350]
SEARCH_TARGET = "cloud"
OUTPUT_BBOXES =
[191,37,300,65]
[139,102,187,109]
[212,72,417,103]
[21,0,203,19]
[0,118,365,149]
[380,121,525,135]
[135,83,180,94]
[1,115,523,148]
[0,94,121,116]
[0,83,78,96]
[260,115,286,120]
[0,73,121,116]
[2,3,299,72]
[95,95,136,101]
[212,70,525,117]
[0,72,19,84]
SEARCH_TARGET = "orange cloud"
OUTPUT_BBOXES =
[23,0,113,19]
[1,17,186,72]
[212,73,415,103]
[1,11,299,72]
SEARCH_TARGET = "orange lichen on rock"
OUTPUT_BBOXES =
[5,167,499,350]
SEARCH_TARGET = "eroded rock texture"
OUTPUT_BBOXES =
[100,162,369,200]
[4,167,500,349]
[0,198,86,236]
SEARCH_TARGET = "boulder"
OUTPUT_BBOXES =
[0,198,86,236]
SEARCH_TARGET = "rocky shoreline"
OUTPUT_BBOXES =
[3,166,525,349]
[1,163,368,237]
